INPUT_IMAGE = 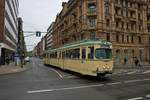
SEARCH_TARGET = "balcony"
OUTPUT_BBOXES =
[127,6,136,12]
[114,14,122,19]
[129,17,137,22]
[87,0,96,3]
[115,26,122,32]
[114,3,122,8]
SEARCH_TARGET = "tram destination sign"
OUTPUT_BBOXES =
[101,44,110,48]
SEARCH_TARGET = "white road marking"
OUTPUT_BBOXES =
[124,79,141,83]
[113,72,121,75]
[107,82,122,85]
[28,89,53,93]
[128,97,143,100]
[142,78,150,81]
[27,78,150,94]
[27,84,104,94]
[66,76,78,79]
[126,71,137,75]
[142,70,150,74]
[49,68,63,79]
[146,95,150,98]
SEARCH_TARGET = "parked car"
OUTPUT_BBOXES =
[25,56,30,62]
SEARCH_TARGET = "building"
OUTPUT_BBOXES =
[46,22,54,50]
[49,0,150,66]
[33,41,43,58]
[0,0,19,65]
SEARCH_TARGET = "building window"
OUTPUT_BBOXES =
[105,2,109,14]
[138,36,142,44]
[106,33,110,42]
[122,22,124,29]
[88,3,96,13]
[116,34,119,42]
[127,23,129,30]
[122,34,124,43]
[132,50,135,58]
[90,32,96,40]
[106,19,110,27]
[124,49,128,62]
[127,35,129,43]
[131,35,134,43]
[116,21,119,28]
[148,27,150,32]
[89,18,96,27]
[115,49,120,63]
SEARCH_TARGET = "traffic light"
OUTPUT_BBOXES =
[36,31,41,37]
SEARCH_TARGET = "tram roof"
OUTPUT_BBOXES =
[46,39,111,52]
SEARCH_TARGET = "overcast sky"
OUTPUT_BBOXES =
[19,0,68,51]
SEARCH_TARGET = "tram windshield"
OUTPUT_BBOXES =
[95,48,112,59]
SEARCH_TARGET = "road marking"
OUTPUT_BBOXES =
[49,68,63,79]
[142,78,150,81]
[128,97,143,100]
[142,70,150,74]
[107,82,122,85]
[113,72,122,75]
[27,78,150,94]
[66,76,78,79]
[28,89,53,93]
[126,71,137,75]
[27,84,104,94]
[146,95,150,98]
[124,79,141,83]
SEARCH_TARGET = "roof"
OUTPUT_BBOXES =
[46,39,112,53]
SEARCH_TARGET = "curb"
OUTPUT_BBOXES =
[0,64,30,76]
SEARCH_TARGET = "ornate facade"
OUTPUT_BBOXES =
[50,0,150,65]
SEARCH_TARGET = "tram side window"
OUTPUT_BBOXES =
[59,52,61,58]
[62,52,65,59]
[82,48,86,59]
[65,50,70,58]
[88,46,94,59]
[74,48,80,59]
[54,52,57,58]
[49,53,50,58]
[70,48,80,59]
[50,52,57,58]
[65,49,80,59]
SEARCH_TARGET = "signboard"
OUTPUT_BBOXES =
[101,44,110,48]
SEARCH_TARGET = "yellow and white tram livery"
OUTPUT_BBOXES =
[44,39,113,77]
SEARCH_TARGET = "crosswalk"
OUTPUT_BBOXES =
[113,69,150,76]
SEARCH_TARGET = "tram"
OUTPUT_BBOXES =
[44,39,113,77]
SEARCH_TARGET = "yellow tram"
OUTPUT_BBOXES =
[44,39,113,77]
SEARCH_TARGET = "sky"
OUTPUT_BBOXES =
[19,0,68,51]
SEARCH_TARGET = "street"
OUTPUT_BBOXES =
[0,58,150,100]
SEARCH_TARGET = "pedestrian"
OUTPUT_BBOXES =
[134,57,139,67]
[124,58,127,65]
[6,57,10,65]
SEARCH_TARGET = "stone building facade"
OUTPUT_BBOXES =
[49,0,150,65]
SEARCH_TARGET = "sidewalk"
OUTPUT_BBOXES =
[114,64,150,69]
[0,63,28,75]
